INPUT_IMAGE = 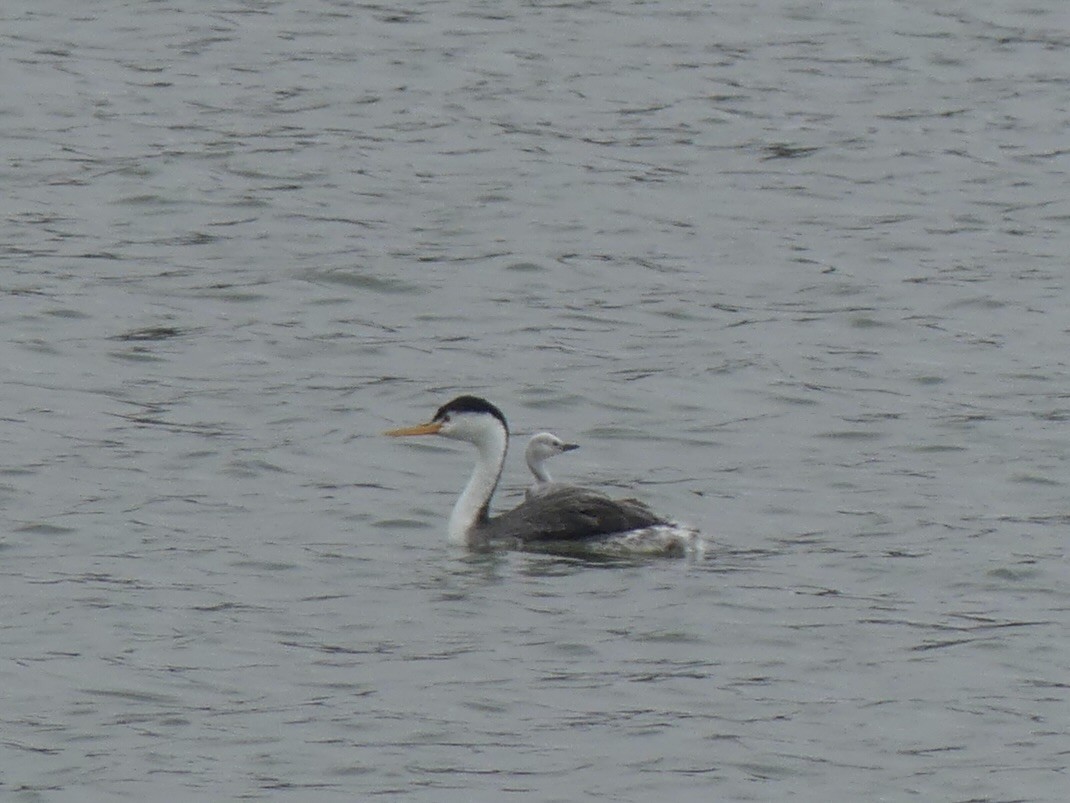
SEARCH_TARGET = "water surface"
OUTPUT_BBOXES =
[2,1,1069,800]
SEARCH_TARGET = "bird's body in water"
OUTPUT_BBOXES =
[525,432,579,500]
[385,395,698,557]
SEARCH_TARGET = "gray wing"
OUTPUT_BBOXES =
[525,480,571,500]
[486,486,667,543]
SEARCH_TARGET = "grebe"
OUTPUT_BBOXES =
[525,432,579,499]
[385,395,697,556]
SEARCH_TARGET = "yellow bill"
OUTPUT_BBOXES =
[384,421,442,437]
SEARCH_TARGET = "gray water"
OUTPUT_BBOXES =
[3,1,1069,800]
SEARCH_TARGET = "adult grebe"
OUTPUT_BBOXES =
[385,395,698,556]
[525,432,579,499]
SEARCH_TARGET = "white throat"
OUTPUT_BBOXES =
[527,452,552,484]
[448,422,507,545]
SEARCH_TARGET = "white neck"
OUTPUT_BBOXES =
[527,453,552,484]
[448,422,508,546]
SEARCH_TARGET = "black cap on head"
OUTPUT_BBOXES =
[433,395,508,433]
